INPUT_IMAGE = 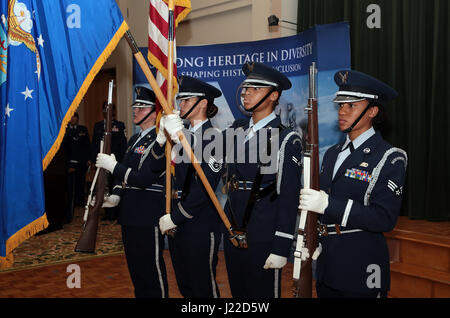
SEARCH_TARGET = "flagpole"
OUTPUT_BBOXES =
[124,31,239,247]
[165,0,175,236]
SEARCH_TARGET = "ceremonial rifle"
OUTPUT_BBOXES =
[74,80,114,253]
[292,63,319,297]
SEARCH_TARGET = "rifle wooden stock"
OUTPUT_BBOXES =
[293,63,319,297]
[124,31,238,247]
[75,83,113,253]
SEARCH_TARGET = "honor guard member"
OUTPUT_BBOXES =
[223,62,303,297]
[62,112,91,221]
[299,70,408,298]
[153,76,223,298]
[95,86,169,298]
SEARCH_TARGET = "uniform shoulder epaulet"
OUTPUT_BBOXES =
[276,130,303,194]
[386,147,408,170]
[363,146,407,206]
[280,129,302,147]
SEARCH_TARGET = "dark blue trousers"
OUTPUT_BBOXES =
[169,230,221,298]
[121,225,168,298]
[223,239,283,298]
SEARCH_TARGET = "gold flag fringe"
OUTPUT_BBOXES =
[43,20,129,170]
[0,20,129,270]
[0,214,49,269]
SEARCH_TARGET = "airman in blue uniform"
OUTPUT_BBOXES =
[92,102,127,220]
[153,76,224,298]
[299,70,408,298]
[62,112,91,222]
[95,86,168,298]
[223,62,303,298]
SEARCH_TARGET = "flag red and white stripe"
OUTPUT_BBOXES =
[148,0,191,115]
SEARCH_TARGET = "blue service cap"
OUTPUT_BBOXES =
[333,70,398,104]
[242,62,292,91]
[132,86,156,107]
[177,76,222,101]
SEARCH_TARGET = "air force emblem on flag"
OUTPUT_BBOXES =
[7,0,41,79]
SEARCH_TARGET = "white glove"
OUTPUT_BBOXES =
[96,153,117,173]
[102,194,121,208]
[156,116,167,146]
[298,188,329,214]
[312,243,322,260]
[159,214,177,234]
[162,113,183,144]
[263,253,287,269]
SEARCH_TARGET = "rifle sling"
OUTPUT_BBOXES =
[241,167,266,230]
[231,124,284,231]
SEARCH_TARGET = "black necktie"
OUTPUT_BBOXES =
[342,142,355,153]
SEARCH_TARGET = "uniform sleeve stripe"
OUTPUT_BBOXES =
[388,180,397,188]
[177,202,193,219]
[124,168,132,185]
[277,131,302,194]
[151,147,164,160]
[275,231,294,240]
[341,199,353,227]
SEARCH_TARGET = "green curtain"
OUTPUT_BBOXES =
[297,0,449,221]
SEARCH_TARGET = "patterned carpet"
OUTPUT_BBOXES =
[1,207,124,272]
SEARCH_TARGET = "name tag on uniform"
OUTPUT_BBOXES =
[345,168,372,182]
[134,145,146,154]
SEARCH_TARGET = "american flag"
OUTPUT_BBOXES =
[148,0,191,115]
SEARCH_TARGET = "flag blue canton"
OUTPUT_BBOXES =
[0,0,127,268]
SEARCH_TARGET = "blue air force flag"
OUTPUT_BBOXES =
[0,0,128,268]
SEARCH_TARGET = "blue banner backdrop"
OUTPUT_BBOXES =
[134,22,350,163]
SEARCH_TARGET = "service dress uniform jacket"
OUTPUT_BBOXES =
[223,115,303,298]
[64,124,91,170]
[110,128,168,298]
[62,124,91,214]
[150,120,223,298]
[316,130,407,296]
[91,119,127,163]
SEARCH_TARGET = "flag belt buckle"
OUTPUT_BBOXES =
[318,224,329,237]
[230,228,248,249]
[227,175,240,191]
[318,224,342,237]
